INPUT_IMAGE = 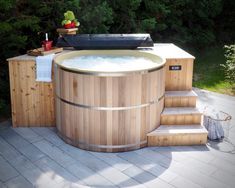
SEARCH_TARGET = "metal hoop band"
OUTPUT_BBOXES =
[56,94,164,111]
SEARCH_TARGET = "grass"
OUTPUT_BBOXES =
[193,46,235,96]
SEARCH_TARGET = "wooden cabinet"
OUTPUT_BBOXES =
[7,55,55,127]
[154,44,195,91]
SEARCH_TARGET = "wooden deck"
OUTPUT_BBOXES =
[0,88,235,188]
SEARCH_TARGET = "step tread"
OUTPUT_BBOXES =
[165,90,197,97]
[161,107,201,115]
[147,125,208,136]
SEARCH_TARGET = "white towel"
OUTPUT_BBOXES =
[36,54,55,82]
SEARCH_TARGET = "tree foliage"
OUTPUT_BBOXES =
[0,0,232,60]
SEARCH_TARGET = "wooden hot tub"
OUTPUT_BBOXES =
[54,50,166,152]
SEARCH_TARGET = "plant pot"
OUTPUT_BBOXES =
[64,23,76,29]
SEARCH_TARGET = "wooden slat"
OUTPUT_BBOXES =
[147,125,208,146]
[161,107,202,125]
[161,114,202,125]
[148,133,208,146]
[8,62,17,127]
[56,28,78,35]
[165,96,197,107]
[27,47,63,56]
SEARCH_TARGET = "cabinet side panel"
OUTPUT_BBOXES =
[165,58,194,91]
[8,60,55,127]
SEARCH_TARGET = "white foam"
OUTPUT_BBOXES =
[61,55,157,72]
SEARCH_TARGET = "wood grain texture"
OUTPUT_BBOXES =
[8,60,55,127]
[27,47,63,56]
[164,96,197,107]
[165,58,194,91]
[147,125,208,146]
[55,66,165,152]
[161,107,202,125]
[147,133,208,146]
[161,114,202,125]
[56,28,78,35]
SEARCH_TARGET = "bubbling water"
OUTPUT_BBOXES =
[61,55,157,72]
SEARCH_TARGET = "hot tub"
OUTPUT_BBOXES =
[54,50,166,152]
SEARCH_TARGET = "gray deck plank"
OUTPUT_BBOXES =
[90,152,133,171]
[17,144,46,162]
[0,158,18,182]
[33,140,114,187]
[181,158,218,175]
[59,144,141,187]
[12,128,43,143]
[30,127,56,137]
[134,147,172,167]
[1,128,47,162]
[4,175,33,188]
[0,182,7,188]
[34,156,84,185]
[210,169,235,188]
[31,127,65,146]
[169,176,202,188]
[144,178,175,188]
[151,146,220,176]
[169,145,216,163]
[33,140,76,168]
[2,153,62,187]
[123,166,174,188]
[0,128,31,149]
[66,162,115,187]
[208,157,235,176]
[118,151,181,186]
[151,147,192,163]
[123,165,155,184]
[0,137,21,162]
[167,160,230,188]
[20,166,62,187]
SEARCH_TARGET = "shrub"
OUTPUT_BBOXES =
[0,99,7,115]
[221,45,235,83]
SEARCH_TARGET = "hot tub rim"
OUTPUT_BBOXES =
[54,50,166,76]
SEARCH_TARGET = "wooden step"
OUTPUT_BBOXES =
[161,107,202,125]
[147,125,208,146]
[165,90,197,107]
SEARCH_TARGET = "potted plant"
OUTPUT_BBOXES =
[61,11,80,29]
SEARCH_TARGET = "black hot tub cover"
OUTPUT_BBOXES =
[56,34,154,49]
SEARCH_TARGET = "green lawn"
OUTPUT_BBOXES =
[193,46,235,96]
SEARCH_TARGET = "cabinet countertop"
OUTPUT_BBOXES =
[7,43,195,62]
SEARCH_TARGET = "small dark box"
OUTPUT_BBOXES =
[169,65,182,71]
